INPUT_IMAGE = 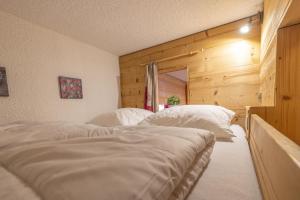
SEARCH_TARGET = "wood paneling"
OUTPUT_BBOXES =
[250,23,300,145]
[249,115,300,200]
[275,24,300,143]
[158,74,186,105]
[119,14,261,125]
[260,0,292,59]
[281,0,300,28]
[259,0,292,105]
[259,38,277,105]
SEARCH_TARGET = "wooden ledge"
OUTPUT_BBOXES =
[249,114,300,200]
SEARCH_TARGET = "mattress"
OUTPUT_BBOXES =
[187,125,262,200]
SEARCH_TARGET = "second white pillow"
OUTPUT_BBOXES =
[139,105,235,139]
[89,108,154,127]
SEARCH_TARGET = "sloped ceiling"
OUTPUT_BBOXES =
[0,0,263,55]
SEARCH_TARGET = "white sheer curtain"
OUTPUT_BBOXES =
[144,63,159,112]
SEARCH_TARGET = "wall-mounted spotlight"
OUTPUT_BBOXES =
[240,25,250,34]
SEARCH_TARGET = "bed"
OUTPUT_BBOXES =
[0,121,215,200]
[0,106,267,200]
[100,106,262,200]
[187,125,262,200]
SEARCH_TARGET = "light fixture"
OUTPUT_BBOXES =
[240,25,250,34]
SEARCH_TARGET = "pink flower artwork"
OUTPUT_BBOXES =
[58,76,83,99]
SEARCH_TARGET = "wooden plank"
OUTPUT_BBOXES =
[207,15,260,37]
[259,0,291,105]
[189,25,261,56]
[189,84,260,107]
[249,115,300,200]
[259,38,277,106]
[260,0,292,60]
[280,0,300,28]
[189,70,260,90]
[259,0,300,114]
[275,24,300,144]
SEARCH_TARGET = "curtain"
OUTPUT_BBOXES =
[144,63,159,112]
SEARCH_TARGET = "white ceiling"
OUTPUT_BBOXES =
[0,0,263,56]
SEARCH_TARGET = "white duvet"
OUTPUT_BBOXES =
[0,122,215,200]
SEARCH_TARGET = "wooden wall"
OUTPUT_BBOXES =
[259,0,292,105]
[119,14,262,124]
[250,23,300,145]
[158,74,186,105]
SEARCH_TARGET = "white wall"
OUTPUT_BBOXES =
[0,11,120,124]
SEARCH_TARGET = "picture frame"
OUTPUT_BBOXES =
[0,67,9,96]
[58,76,83,99]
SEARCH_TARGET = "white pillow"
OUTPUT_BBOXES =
[139,105,235,139]
[88,108,153,127]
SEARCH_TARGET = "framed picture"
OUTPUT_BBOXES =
[58,76,83,99]
[0,67,9,96]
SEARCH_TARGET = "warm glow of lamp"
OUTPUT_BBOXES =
[230,41,251,65]
[240,25,250,34]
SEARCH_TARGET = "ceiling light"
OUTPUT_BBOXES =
[240,25,250,34]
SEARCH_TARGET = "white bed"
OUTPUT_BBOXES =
[0,105,262,200]
[0,123,261,200]
[0,122,215,200]
[187,125,262,200]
